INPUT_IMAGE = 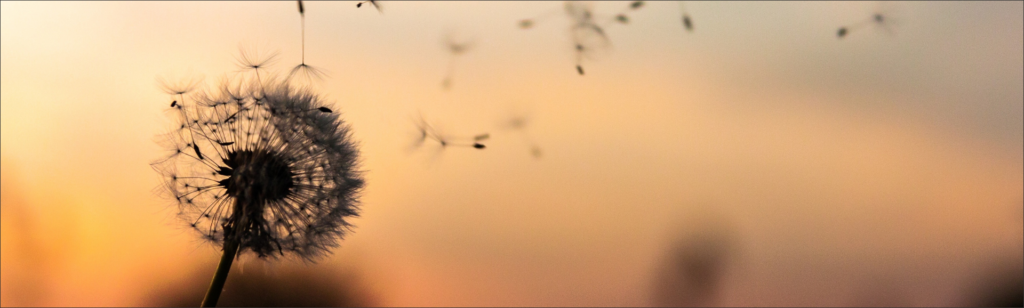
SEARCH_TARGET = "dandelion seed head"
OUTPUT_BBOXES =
[152,76,363,261]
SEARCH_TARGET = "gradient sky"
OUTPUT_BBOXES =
[2,1,1022,306]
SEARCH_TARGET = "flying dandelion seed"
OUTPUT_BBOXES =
[518,19,535,29]
[566,2,608,76]
[612,1,645,24]
[520,1,641,75]
[440,30,476,90]
[153,61,363,306]
[500,113,543,159]
[836,2,901,39]
[679,1,694,32]
[518,3,564,30]
[356,0,382,13]
[409,113,488,153]
[288,63,329,86]
[287,0,328,86]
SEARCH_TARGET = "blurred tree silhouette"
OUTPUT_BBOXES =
[966,254,1023,307]
[652,210,736,307]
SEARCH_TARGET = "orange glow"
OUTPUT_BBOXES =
[2,1,1022,306]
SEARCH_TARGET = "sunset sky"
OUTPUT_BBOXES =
[2,1,1022,306]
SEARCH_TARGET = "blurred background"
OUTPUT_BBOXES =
[1,1,1021,306]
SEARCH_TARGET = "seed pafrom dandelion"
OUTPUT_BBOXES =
[356,0,382,13]
[501,114,543,159]
[519,1,645,75]
[288,0,328,86]
[410,113,488,151]
[441,30,476,90]
[836,3,900,39]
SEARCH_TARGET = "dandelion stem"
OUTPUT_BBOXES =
[200,236,240,307]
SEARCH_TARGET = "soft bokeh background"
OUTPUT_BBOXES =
[2,1,1022,306]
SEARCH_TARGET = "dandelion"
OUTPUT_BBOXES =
[501,114,543,159]
[152,71,363,306]
[288,63,329,86]
[679,1,694,32]
[236,44,279,74]
[836,2,900,39]
[356,0,383,13]
[234,42,280,88]
[565,2,607,76]
[519,1,643,75]
[288,0,328,85]
[409,113,487,152]
[440,29,476,90]
[158,73,204,97]
[611,1,645,24]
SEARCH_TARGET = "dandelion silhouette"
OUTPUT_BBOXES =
[152,57,363,306]
[519,1,644,75]
[356,0,382,13]
[440,30,476,90]
[679,1,694,32]
[288,1,328,86]
[836,2,900,39]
